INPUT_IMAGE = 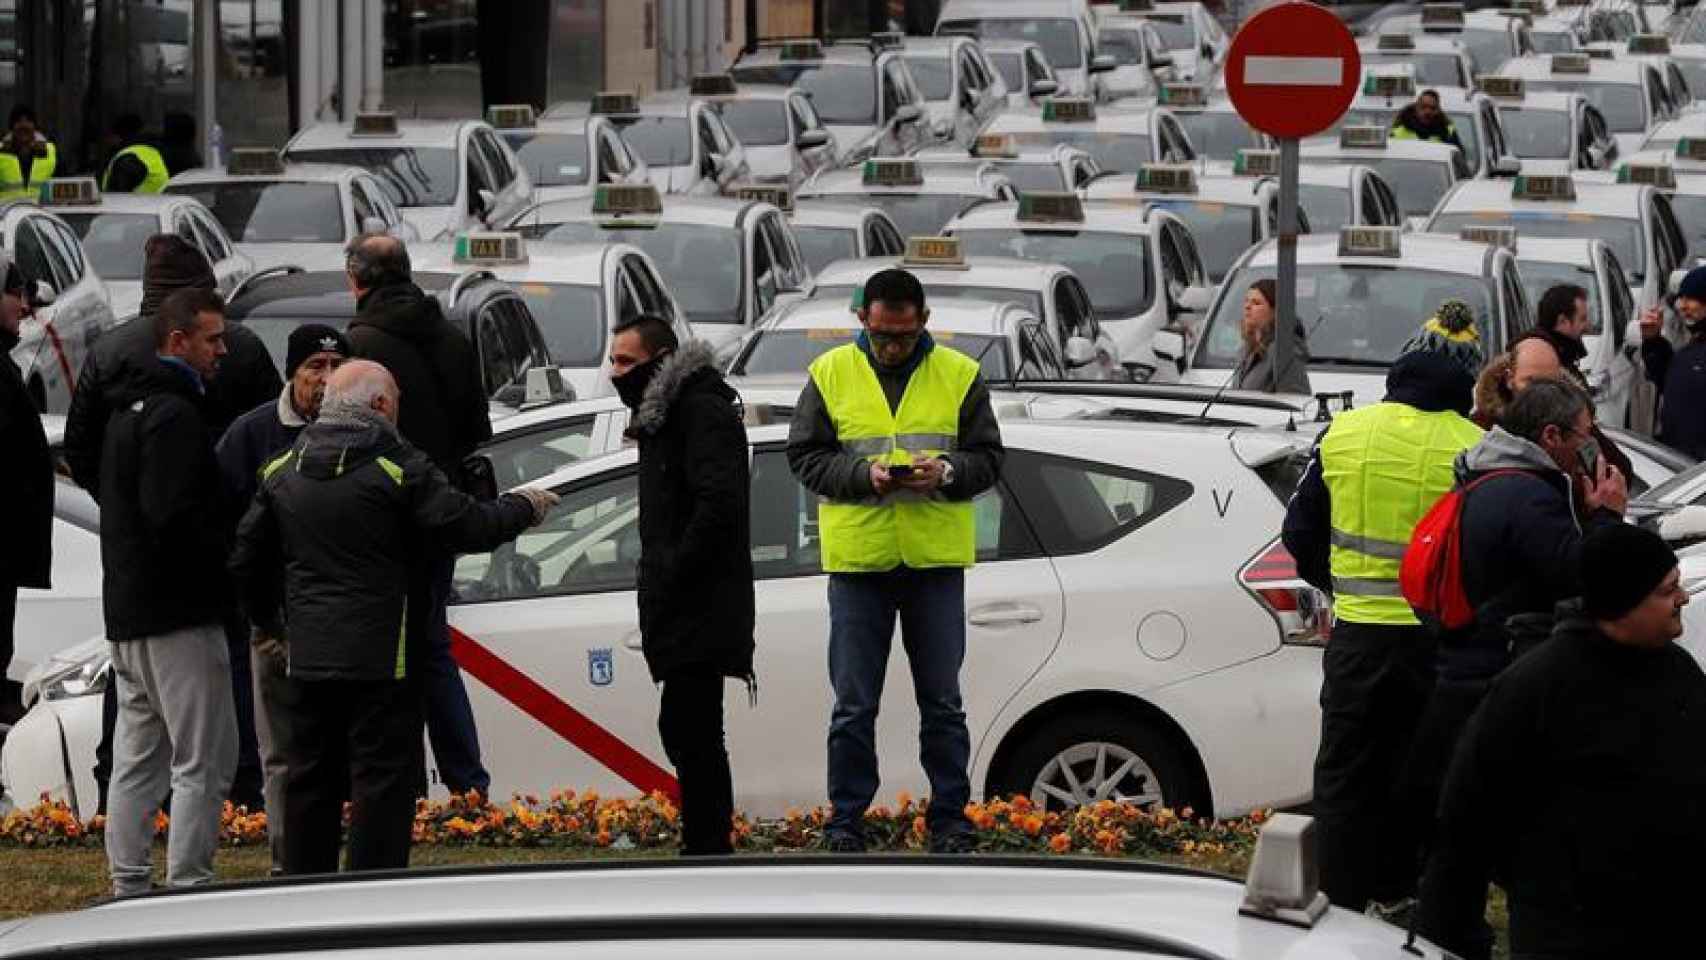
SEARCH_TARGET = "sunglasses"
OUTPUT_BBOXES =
[867,330,922,348]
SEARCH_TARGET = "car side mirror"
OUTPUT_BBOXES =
[1175,284,1214,314]
[525,365,573,405]
[1064,335,1098,368]
[31,279,57,308]
[1491,155,1522,178]
[796,128,831,150]
[1090,54,1118,74]
[893,104,925,126]
[475,188,496,216]
[1029,78,1059,98]
[1149,52,1174,71]
[461,453,499,502]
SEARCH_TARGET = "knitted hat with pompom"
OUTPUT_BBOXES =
[1399,298,1485,379]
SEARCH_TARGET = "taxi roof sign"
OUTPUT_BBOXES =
[1119,0,1155,9]
[1630,34,1671,55]
[226,147,285,176]
[870,31,905,50]
[1041,97,1096,123]
[1339,226,1402,257]
[1514,0,1543,11]
[903,236,968,269]
[1234,149,1280,177]
[40,177,99,206]
[1339,125,1389,150]
[690,73,739,97]
[1476,75,1525,99]
[863,158,924,187]
[1376,33,1414,51]
[486,104,537,130]
[1458,225,1517,251]
[776,39,825,60]
[735,185,794,211]
[1619,161,1676,189]
[351,112,401,137]
[1551,53,1590,74]
[1159,82,1208,108]
[593,183,663,216]
[1585,47,1613,60]
[1136,163,1197,194]
[591,91,640,116]
[1017,191,1085,223]
[1677,138,1706,162]
[1421,3,1465,30]
[1363,73,1415,98]
[973,133,1019,158]
[1512,173,1576,201]
[453,232,527,265]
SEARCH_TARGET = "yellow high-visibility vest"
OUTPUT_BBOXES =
[103,144,169,194]
[0,140,56,202]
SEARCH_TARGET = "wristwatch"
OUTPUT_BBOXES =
[939,457,955,488]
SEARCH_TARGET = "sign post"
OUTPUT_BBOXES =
[1224,3,1360,393]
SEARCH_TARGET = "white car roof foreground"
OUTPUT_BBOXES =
[734,43,880,69]
[288,119,477,151]
[789,203,886,230]
[168,163,367,187]
[1239,232,1497,275]
[1645,114,1706,146]
[511,195,769,230]
[1299,138,1464,165]
[406,240,628,287]
[1489,90,1582,113]
[1502,56,1651,85]
[0,858,1446,959]
[949,199,1156,234]
[771,296,1023,335]
[1500,234,1598,267]
[1435,178,1649,220]
[985,109,1158,135]
[35,192,191,217]
[1084,172,1268,208]
[801,167,1004,197]
[813,255,1064,291]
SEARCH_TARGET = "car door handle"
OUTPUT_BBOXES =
[622,629,644,651]
[968,604,1045,627]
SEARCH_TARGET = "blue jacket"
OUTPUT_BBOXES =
[217,387,309,518]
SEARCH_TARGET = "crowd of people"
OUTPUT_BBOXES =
[0,104,201,202]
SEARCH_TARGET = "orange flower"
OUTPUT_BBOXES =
[1010,794,1032,813]
[1021,814,1044,837]
[1048,832,1072,854]
[912,816,927,838]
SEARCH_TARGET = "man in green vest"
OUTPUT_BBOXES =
[788,267,1005,854]
[1281,299,1486,912]
[1391,89,1464,152]
[102,114,170,194]
[0,106,56,203]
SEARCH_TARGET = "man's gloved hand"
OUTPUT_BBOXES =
[512,487,561,525]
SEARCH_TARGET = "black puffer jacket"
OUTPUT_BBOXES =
[0,328,52,589]
[347,283,491,480]
[98,357,231,641]
[628,340,755,684]
[230,400,535,682]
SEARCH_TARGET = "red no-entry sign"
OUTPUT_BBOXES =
[1225,2,1361,140]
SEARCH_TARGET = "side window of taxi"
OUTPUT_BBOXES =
[1018,319,1064,379]
[475,302,520,394]
[597,128,625,181]
[189,209,233,263]
[1500,261,1530,344]
[40,217,87,287]
[479,416,601,492]
[1603,248,1633,346]
[452,470,642,603]
[13,218,67,293]
[865,217,904,256]
[350,183,379,232]
[882,59,911,123]
[623,256,676,322]
[1654,194,1688,270]
[475,129,517,188]
[613,269,643,327]
[1001,450,1191,555]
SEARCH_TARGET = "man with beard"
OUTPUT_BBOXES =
[1391,90,1463,151]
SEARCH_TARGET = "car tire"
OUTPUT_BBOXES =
[993,710,1202,814]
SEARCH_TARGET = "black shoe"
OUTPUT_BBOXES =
[929,831,977,855]
[825,831,867,853]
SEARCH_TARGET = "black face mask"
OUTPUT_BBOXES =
[612,354,664,410]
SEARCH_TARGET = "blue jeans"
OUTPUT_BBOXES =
[421,553,490,795]
[827,567,972,838]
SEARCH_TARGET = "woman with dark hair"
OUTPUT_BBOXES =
[1231,279,1312,394]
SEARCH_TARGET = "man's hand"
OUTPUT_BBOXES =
[1582,456,1628,516]
[512,487,561,525]
[252,630,286,663]
[1640,305,1664,341]
[897,457,947,493]
[869,462,894,496]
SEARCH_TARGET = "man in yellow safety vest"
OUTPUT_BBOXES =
[0,106,56,203]
[1281,300,1486,912]
[787,267,1005,855]
[102,114,170,194]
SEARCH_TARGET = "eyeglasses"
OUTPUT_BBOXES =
[867,330,922,348]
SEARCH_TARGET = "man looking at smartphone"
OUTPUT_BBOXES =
[787,268,1005,854]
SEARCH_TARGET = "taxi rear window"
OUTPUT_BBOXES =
[731,64,877,126]
[285,147,459,207]
[59,213,157,280]
[1431,211,1646,278]
[502,132,590,187]
[1004,131,1150,174]
[167,182,344,242]
[950,227,1155,320]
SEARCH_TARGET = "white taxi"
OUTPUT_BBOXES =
[1300,125,1471,225]
[551,91,748,197]
[893,34,1008,147]
[1478,77,1620,171]
[936,0,1119,100]
[507,184,811,355]
[1425,172,1690,313]
[3,197,119,413]
[1323,69,1523,181]
[1500,52,1678,157]
[1356,31,1475,90]
[730,38,928,163]
[944,191,1214,380]
[1369,3,1532,73]
[1639,112,1706,156]
[732,188,906,275]
[915,136,1107,193]
[164,149,412,273]
[979,38,1064,109]
[485,103,651,205]
[796,157,1015,238]
[1089,12,1172,100]
[1295,161,1405,233]
[981,96,1197,174]
[38,177,251,319]
[1123,1,1230,81]
[1584,34,1697,114]
[1152,82,1267,162]
[1085,162,1285,283]
[282,111,534,241]
[1184,226,1535,406]
[688,76,839,187]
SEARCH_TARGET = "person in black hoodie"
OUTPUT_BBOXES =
[1642,263,1706,458]
[1390,90,1463,150]
[610,315,755,856]
[342,232,493,798]
[101,287,238,897]
[1416,524,1705,960]
[231,360,555,873]
[0,261,49,724]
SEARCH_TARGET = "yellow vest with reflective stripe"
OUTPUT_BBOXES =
[809,342,980,573]
[1320,401,1483,624]
[1390,120,1457,144]
[0,141,56,202]
[103,144,169,194]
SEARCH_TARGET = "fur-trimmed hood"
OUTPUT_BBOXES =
[627,339,735,437]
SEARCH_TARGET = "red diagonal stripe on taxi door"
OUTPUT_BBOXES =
[450,627,680,802]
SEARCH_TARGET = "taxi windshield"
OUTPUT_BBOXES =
[987,160,1070,193]
[855,193,985,237]
[1141,198,1259,282]
[1140,15,1194,50]
[949,227,1154,320]
[904,55,954,100]
[501,132,591,187]
[1297,184,1354,234]
[524,221,743,324]
[814,282,1046,319]
[1430,211,1645,278]
[168,182,344,242]
[1360,52,1464,88]
[792,225,860,274]
[987,51,1026,90]
[1175,112,1264,160]
[1526,81,1646,133]
[735,328,1011,379]
[1009,131,1149,174]
[1313,156,1452,218]
[1200,265,1496,368]
[1529,31,1575,54]
[731,64,876,125]
[1515,260,1603,335]
[714,100,790,146]
[1497,108,1573,159]
[1097,27,1147,66]
[610,117,693,167]
[58,212,158,280]
[940,18,1082,70]
[286,147,459,207]
[513,282,607,367]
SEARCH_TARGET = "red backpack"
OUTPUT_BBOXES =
[1400,470,1523,629]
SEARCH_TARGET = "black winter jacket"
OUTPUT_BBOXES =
[0,328,52,588]
[216,387,309,519]
[347,283,491,480]
[1642,332,1706,459]
[65,318,281,498]
[1416,609,1706,959]
[628,340,756,683]
[98,357,232,641]
[230,401,534,682]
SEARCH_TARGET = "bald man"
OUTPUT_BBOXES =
[232,359,557,874]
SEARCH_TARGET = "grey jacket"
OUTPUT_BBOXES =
[1231,322,1313,394]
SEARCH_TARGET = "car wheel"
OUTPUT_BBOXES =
[996,711,1198,814]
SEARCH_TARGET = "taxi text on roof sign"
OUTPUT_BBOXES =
[1234,149,1280,177]
[1583,47,1613,61]
[1630,34,1671,55]
[1363,73,1415,98]
[487,104,537,130]
[1017,191,1085,223]
[903,236,968,269]
[1159,83,1208,108]
[1512,174,1576,201]
[593,183,663,216]
[1042,97,1096,123]
[863,158,924,187]
[690,73,739,97]
[1552,53,1591,74]
[735,185,794,211]
[974,133,1019,158]
[1339,125,1388,150]
[591,91,640,116]
[1136,163,1196,194]
[1459,224,1517,251]
[40,178,98,206]
[1376,34,1414,51]
[352,112,401,137]
[1677,138,1706,162]
[1339,226,1402,257]
[1421,2,1465,30]
[1619,162,1676,189]
[227,147,285,176]
[1476,75,1524,99]
[454,232,527,265]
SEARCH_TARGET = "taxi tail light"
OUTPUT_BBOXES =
[1239,539,1331,647]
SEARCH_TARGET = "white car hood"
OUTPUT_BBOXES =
[1057,66,1089,97]
[399,205,462,242]
[827,123,883,159]
[529,183,599,206]
[1171,49,1201,80]
[1102,65,1156,99]
[647,165,703,194]
[743,145,798,182]
[234,242,350,274]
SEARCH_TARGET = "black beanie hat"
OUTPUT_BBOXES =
[284,323,351,380]
[1581,524,1678,621]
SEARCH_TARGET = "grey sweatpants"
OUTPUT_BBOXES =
[251,642,295,875]
[105,624,238,897]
